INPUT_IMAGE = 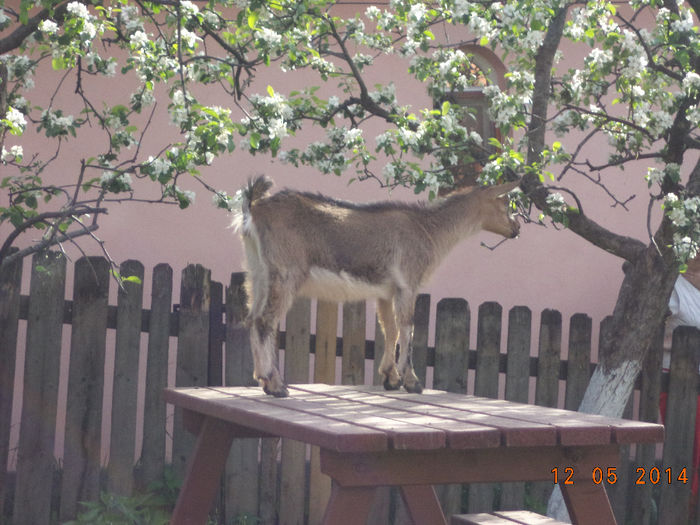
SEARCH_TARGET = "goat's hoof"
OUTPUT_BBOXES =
[263,383,289,398]
[404,380,423,394]
[383,376,402,391]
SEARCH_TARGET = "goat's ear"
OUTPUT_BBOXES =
[493,179,521,197]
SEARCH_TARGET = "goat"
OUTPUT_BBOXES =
[234,175,521,397]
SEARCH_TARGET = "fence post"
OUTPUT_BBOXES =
[108,259,144,496]
[630,322,663,525]
[280,298,311,525]
[14,251,65,525]
[60,256,109,521]
[500,306,532,510]
[434,298,470,517]
[224,272,260,522]
[172,264,211,477]
[310,300,339,525]
[342,301,366,386]
[658,326,700,525]
[0,249,22,520]
[469,301,502,513]
[565,314,592,411]
[412,294,431,388]
[530,309,562,510]
[137,263,172,490]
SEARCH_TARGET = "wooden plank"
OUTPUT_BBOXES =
[208,281,224,386]
[164,387,388,452]
[170,417,236,525]
[470,302,502,513]
[13,251,65,525]
[433,298,470,519]
[434,298,469,394]
[224,272,260,522]
[172,264,211,477]
[293,385,500,449]
[342,301,365,386]
[136,263,172,490]
[281,298,311,525]
[412,294,431,387]
[535,309,561,409]
[0,249,21,519]
[564,314,592,411]
[60,256,109,521]
[108,259,144,496]
[501,306,531,510]
[658,327,700,525]
[629,321,663,525]
[310,300,338,525]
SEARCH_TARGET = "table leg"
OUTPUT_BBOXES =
[171,416,235,525]
[399,484,447,525]
[321,481,376,525]
[560,479,616,525]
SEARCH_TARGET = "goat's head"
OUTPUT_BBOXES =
[478,180,521,239]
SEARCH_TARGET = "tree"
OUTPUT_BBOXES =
[2,0,699,514]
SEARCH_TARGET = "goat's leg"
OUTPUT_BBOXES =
[377,298,402,390]
[395,292,422,394]
[249,271,300,397]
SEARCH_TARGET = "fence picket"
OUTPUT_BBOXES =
[13,251,65,525]
[172,264,211,477]
[658,327,700,525]
[530,309,562,510]
[209,281,224,387]
[108,259,144,496]
[224,272,260,522]
[630,321,663,525]
[137,263,172,490]
[500,306,531,511]
[280,298,311,525]
[0,249,22,519]
[412,294,431,387]
[434,298,470,517]
[468,302,502,514]
[342,301,366,386]
[60,256,109,521]
[309,300,338,525]
[565,314,592,411]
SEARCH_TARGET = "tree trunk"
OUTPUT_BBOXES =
[548,244,678,520]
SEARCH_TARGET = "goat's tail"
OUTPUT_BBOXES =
[232,175,273,232]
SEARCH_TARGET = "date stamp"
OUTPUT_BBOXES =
[552,466,689,485]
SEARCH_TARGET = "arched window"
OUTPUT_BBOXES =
[439,46,506,193]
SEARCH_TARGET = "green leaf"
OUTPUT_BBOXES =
[441,100,451,116]
[51,57,65,70]
[248,11,258,29]
[267,85,275,97]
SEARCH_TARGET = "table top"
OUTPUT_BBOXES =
[163,384,664,453]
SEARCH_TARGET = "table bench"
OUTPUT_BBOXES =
[164,384,664,525]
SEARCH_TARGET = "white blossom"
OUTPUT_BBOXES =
[258,27,282,47]
[180,28,201,48]
[130,30,149,48]
[5,107,27,130]
[39,20,59,34]
[546,192,567,212]
[67,2,90,19]
[683,72,700,94]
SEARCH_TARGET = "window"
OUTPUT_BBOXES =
[439,45,506,193]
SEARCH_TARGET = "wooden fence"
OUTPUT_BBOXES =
[1,253,699,525]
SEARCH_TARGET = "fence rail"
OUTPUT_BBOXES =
[1,253,698,525]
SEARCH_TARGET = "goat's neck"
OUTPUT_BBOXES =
[423,191,483,259]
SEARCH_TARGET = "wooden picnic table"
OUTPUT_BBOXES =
[164,384,664,525]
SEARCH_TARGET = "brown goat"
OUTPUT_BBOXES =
[234,175,521,397]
